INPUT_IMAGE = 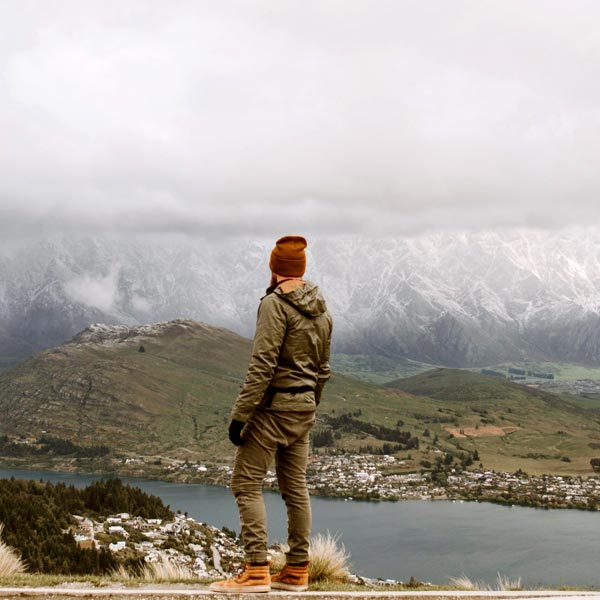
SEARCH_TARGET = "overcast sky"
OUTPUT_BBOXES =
[1,0,600,240]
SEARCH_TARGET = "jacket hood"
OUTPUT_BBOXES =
[274,281,328,318]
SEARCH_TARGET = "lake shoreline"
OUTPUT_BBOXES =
[2,465,600,587]
[1,453,599,512]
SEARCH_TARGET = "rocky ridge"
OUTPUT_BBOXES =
[68,320,212,348]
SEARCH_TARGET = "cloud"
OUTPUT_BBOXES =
[63,265,121,313]
[131,294,151,313]
[1,0,600,239]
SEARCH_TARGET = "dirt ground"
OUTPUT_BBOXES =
[444,425,520,439]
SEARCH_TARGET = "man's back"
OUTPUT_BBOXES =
[231,278,332,422]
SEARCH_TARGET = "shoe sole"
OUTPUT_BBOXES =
[209,583,270,593]
[271,582,309,591]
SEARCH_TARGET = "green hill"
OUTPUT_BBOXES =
[0,320,252,463]
[385,367,565,404]
[1,321,599,477]
[385,368,600,474]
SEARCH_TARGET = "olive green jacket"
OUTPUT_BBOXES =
[231,281,333,423]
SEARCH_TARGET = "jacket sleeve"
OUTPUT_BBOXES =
[315,314,333,404]
[230,295,287,423]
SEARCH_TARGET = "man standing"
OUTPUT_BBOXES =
[210,235,332,594]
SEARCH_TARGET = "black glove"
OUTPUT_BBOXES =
[228,420,245,446]
[315,381,325,406]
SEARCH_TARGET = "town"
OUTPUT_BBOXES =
[72,511,244,578]
[161,453,600,510]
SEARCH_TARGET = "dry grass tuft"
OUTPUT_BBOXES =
[112,559,201,582]
[269,546,287,574]
[495,573,523,590]
[270,532,351,583]
[0,523,26,576]
[450,572,522,591]
[449,573,490,590]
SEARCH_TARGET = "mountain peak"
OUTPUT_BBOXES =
[67,319,213,347]
[3,229,600,366]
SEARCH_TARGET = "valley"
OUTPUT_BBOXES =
[1,319,600,493]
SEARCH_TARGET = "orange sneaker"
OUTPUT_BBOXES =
[270,561,309,591]
[209,562,270,593]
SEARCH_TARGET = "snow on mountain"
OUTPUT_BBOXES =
[67,319,214,348]
[1,228,600,367]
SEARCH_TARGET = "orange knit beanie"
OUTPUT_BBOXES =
[269,235,307,277]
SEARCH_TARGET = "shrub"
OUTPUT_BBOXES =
[496,573,523,590]
[0,523,26,576]
[312,429,335,448]
[450,572,522,591]
[270,532,351,583]
[113,558,201,582]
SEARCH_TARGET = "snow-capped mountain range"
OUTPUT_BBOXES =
[1,228,600,367]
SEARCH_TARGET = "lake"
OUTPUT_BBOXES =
[1,468,598,588]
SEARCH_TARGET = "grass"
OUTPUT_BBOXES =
[332,356,600,385]
[270,532,351,583]
[308,581,435,591]
[484,361,600,382]
[380,368,600,475]
[112,560,210,583]
[0,524,25,576]
[0,574,114,587]
[0,565,212,588]
[330,353,435,384]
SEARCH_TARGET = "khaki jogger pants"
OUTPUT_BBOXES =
[230,408,316,564]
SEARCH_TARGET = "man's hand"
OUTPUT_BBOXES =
[315,381,325,406]
[228,420,245,446]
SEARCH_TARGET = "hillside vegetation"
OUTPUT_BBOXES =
[0,478,169,574]
[0,320,599,476]
[0,321,249,463]
[385,368,600,474]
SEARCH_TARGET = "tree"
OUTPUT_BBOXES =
[312,429,334,448]
[432,470,447,487]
